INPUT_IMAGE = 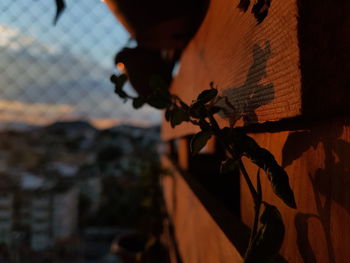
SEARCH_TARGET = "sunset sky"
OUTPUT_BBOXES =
[0,0,160,129]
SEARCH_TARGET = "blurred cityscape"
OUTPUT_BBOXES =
[0,1,165,261]
[0,0,168,263]
[0,121,161,262]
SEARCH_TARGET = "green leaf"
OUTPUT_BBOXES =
[244,204,285,263]
[234,132,297,208]
[220,158,239,175]
[170,108,189,128]
[190,131,212,156]
[196,88,218,104]
[54,0,65,25]
[132,97,145,109]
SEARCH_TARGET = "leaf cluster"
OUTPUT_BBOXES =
[50,0,292,260]
[111,73,296,263]
[219,128,296,209]
[110,74,172,109]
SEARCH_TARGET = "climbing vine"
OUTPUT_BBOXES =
[111,74,296,262]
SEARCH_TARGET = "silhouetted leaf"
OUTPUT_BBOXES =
[234,132,297,208]
[237,0,250,12]
[114,87,128,99]
[209,81,215,89]
[268,162,296,208]
[132,97,146,109]
[189,102,207,119]
[256,169,262,200]
[209,106,222,115]
[198,119,211,132]
[220,158,238,175]
[244,204,285,263]
[170,108,189,128]
[110,74,119,83]
[197,88,218,104]
[165,108,172,122]
[218,127,235,148]
[179,100,190,111]
[112,74,129,100]
[147,96,171,109]
[111,74,128,89]
[147,75,172,109]
[54,0,65,25]
[149,75,169,95]
[252,0,270,24]
[190,131,212,156]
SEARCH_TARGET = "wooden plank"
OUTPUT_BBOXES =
[178,137,190,170]
[240,117,350,263]
[162,0,350,140]
[298,1,350,117]
[162,0,300,140]
[161,155,244,263]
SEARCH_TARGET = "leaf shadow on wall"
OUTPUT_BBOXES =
[219,41,274,126]
[282,123,350,263]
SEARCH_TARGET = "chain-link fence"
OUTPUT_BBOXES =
[0,1,163,262]
[0,0,160,130]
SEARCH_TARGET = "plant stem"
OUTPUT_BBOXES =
[238,159,259,203]
[206,110,259,207]
[207,110,221,133]
[175,94,262,249]
[250,170,262,243]
[244,171,263,256]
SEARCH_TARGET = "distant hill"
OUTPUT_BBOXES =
[45,120,96,131]
[0,121,41,132]
[107,124,160,134]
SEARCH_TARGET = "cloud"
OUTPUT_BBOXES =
[0,25,60,55]
[0,100,75,125]
[0,48,161,127]
[0,25,19,39]
[91,116,159,129]
[0,98,160,129]
[0,23,160,128]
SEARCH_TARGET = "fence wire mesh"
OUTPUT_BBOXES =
[0,0,160,130]
[0,1,162,261]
